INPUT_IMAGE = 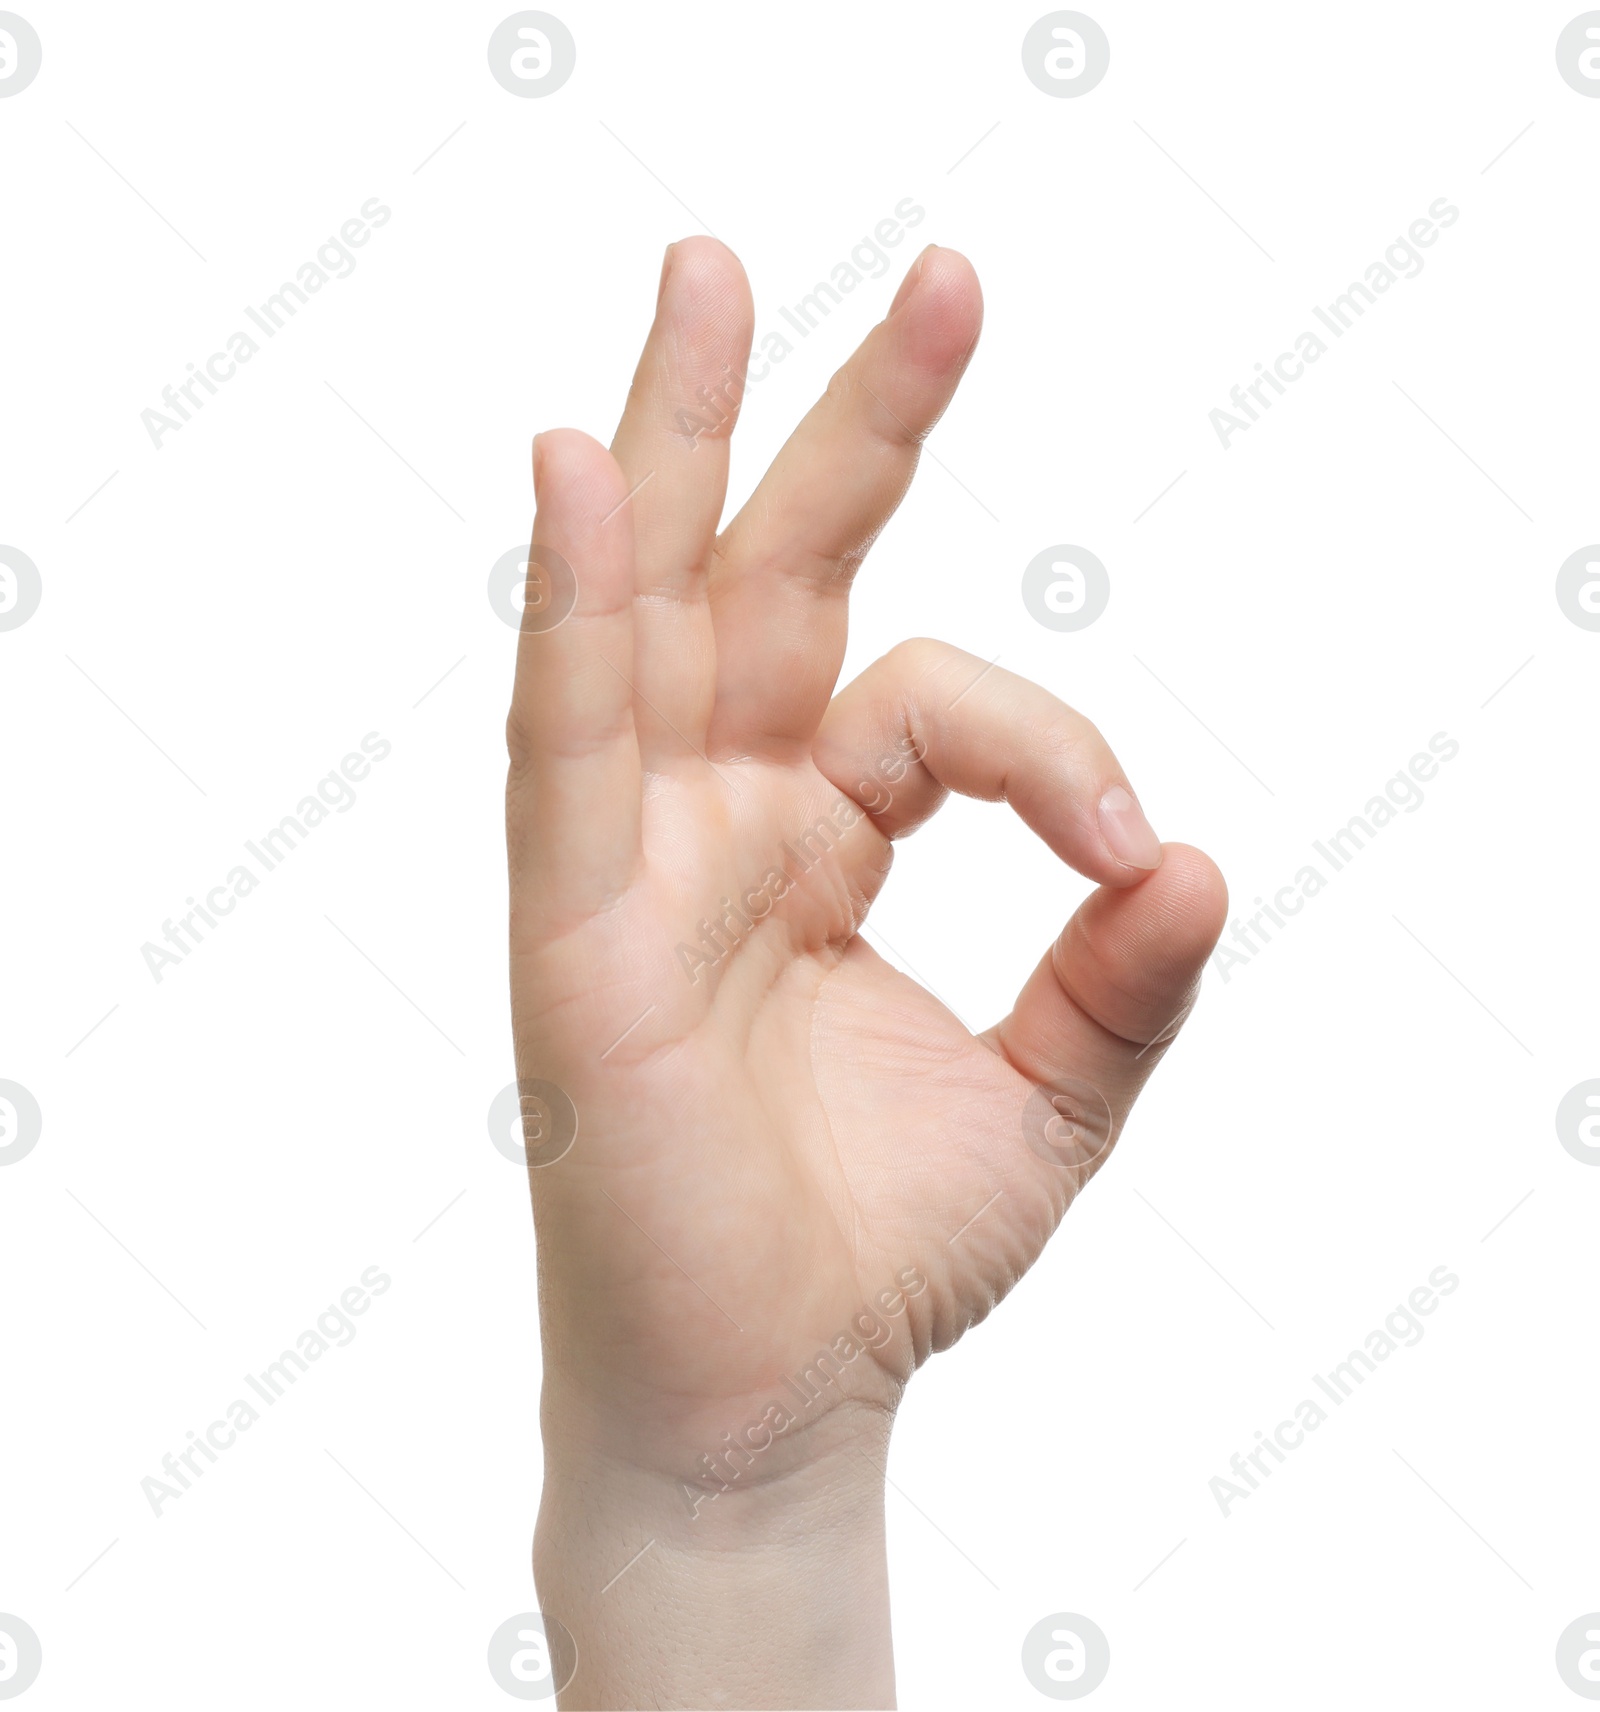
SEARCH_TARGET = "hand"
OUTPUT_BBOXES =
[506,237,1227,1710]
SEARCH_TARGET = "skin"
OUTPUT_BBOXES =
[507,237,1229,1710]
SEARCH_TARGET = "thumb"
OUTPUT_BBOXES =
[982,843,1228,1173]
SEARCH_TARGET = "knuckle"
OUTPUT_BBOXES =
[884,635,954,681]
[1033,713,1104,771]
[505,707,534,775]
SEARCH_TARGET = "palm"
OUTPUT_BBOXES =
[508,240,1225,1474]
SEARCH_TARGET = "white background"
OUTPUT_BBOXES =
[2,2,1597,1707]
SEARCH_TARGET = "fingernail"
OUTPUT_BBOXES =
[657,243,676,309]
[889,244,936,317]
[1098,785,1162,871]
[531,433,547,497]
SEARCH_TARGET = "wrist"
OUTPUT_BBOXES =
[541,1393,892,1529]
[534,1392,897,1708]
[541,1364,898,1505]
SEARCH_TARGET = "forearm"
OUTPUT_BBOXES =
[534,1395,897,1710]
